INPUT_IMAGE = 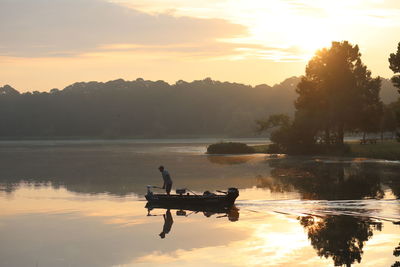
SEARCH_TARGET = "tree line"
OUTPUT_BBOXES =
[0,77,301,138]
[0,41,399,140]
[258,41,400,153]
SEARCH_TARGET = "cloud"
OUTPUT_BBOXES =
[0,0,246,57]
[95,42,307,62]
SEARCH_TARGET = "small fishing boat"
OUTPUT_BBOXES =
[145,186,239,208]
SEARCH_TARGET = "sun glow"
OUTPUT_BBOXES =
[2,0,400,90]
[113,0,399,62]
[220,0,342,61]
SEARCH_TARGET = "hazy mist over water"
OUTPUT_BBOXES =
[1,139,400,266]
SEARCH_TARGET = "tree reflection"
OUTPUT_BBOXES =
[259,159,391,266]
[382,166,400,199]
[392,242,400,267]
[206,155,253,165]
[391,220,400,267]
[299,215,382,267]
[259,159,385,200]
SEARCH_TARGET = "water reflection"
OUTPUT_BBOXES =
[159,209,173,239]
[147,205,240,224]
[0,143,265,196]
[393,242,400,267]
[256,158,400,200]
[1,142,400,266]
[299,215,382,267]
[206,155,254,165]
[1,184,400,266]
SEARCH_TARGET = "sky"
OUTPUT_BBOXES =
[0,0,399,92]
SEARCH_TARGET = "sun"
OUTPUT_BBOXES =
[219,0,337,61]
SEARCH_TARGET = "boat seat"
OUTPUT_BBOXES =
[203,190,216,196]
[176,188,186,195]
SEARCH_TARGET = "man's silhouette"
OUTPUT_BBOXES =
[159,209,173,239]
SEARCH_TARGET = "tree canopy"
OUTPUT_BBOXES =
[389,42,400,93]
[258,41,385,152]
[0,77,299,139]
[296,41,382,144]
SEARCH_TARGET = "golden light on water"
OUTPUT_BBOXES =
[2,183,400,266]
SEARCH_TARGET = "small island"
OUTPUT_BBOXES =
[206,142,255,154]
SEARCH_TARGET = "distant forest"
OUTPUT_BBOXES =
[0,77,398,139]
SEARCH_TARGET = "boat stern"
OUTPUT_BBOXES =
[227,188,239,204]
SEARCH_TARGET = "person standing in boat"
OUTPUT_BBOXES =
[159,166,173,195]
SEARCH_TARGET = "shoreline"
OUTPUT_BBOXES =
[251,140,400,161]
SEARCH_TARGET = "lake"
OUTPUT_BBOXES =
[0,139,400,267]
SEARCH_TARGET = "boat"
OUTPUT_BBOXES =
[145,186,239,208]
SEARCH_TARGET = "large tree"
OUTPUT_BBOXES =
[388,42,400,142]
[296,41,382,144]
[389,42,400,93]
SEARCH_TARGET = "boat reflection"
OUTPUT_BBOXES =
[146,204,239,239]
[147,203,239,225]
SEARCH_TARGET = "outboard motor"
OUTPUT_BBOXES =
[145,185,154,201]
[227,188,239,203]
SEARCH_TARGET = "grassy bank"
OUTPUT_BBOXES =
[251,140,400,160]
[347,140,400,160]
[252,144,269,153]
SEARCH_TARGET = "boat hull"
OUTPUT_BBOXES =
[145,188,239,208]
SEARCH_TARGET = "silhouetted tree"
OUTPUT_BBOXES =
[296,41,382,145]
[380,104,398,139]
[256,112,320,153]
[257,42,383,152]
[389,42,400,93]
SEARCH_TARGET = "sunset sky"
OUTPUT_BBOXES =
[1,0,400,92]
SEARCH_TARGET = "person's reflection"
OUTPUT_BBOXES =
[159,209,173,239]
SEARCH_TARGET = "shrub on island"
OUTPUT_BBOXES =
[207,142,255,154]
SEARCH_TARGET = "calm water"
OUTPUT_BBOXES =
[1,139,400,267]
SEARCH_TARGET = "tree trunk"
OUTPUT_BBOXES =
[337,165,344,182]
[324,127,330,144]
[337,124,344,145]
